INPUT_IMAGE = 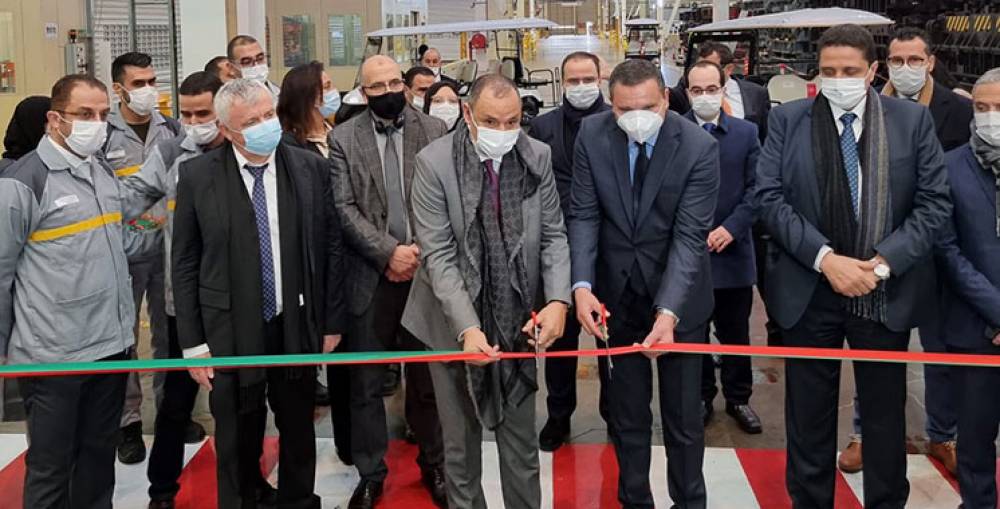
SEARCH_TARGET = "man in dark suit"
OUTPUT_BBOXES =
[681,60,762,434]
[842,26,976,475]
[936,69,1000,509]
[172,78,344,509]
[755,25,951,508]
[329,55,447,509]
[571,58,719,509]
[528,50,612,452]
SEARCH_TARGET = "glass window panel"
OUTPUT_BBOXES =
[0,12,15,94]
[282,15,315,68]
[329,15,363,67]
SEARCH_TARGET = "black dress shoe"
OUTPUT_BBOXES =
[701,400,714,426]
[539,418,570,452]
[118,421,147,464]
[726,403,762,434]
[315,381,331,406]
[183,420,206,444]
[148,500,174,509]
[256,481,278,508]
[421,466,448,508]
[348,480,383,509]
[380,365,401,397]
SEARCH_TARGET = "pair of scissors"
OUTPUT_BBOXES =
[531,311,541,369]
[599,303,613,377]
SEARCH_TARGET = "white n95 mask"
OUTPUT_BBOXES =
[616,109,663,144]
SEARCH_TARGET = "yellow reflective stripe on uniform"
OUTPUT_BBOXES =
[167,199,176,211]
[28,212,123,242]
[115,165,140,177]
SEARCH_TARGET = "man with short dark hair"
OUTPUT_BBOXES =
[403,66,437,110]
[228,35,280,98]
[528,50,612,452]
[118,70,230,508]
[572,58,719,508]
[204,55,241,82]
[682,60,762,434]
[0,74,153,508]
[756,24,951,507]
[840,24,975,476]
[402,73,571,508]
[106,50,183,465]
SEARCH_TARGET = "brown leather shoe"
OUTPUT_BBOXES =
[928,441,958,475]
[838,438,863,474]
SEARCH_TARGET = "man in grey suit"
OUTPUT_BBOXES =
[401,74,571,508]
[329,55,447,509]
[570,58,719,509]
[755,25,951,508]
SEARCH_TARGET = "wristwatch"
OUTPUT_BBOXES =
[874,263,891,281]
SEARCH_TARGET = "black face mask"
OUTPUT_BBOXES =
[367,91,407,121]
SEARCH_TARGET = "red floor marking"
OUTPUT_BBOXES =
[929,455,961,493]
[260,436,279,478]
[378,440,438,508]
[833,471,863,509]
[174,439,218,509]
[0,452,25,509]
[735,449,791,509]
[552,443,619,509]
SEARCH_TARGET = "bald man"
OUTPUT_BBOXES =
[329,55,449,509]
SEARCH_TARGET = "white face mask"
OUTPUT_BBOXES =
[57,116,108,157]
[184,120,220,146]
[564,83,601,109]
[412,95,425,110]
[616,109,663,144]
[821,77,869,111]
[429,102,460,126]
[125,85,159,116]
[975,111,1000,147]
[242,63,270,83]
[889,64,928,97]
[690,93,724,121]
[470,114,519,160]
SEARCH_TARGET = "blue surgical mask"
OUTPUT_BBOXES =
[319,90,341,117]
[240,117,282,156]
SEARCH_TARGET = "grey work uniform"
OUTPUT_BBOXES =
[0,136,146,509]
[104,103,180,427]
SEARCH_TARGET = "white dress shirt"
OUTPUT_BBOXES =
[725,78,745,119]
[182,147,283,358]
[814,95,867,272]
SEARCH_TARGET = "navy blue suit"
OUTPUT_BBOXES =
[528,102,612,428]
[756,95,951,509]
[683,111,760,407]
[570,110,718,508]
[936,144,1000,509]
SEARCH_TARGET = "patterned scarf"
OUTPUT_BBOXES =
[969,123,1000,237]
[812,89,893,323]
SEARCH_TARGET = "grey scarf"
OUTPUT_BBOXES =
[812,88,893,323]
[969,124,1000,237]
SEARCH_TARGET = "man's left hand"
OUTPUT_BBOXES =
[707,226,734,253]
[637,312,676,359]
[522,301,568,350]
[322,334,342,353]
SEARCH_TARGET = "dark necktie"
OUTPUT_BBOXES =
[484,159,500,216]
[632,142,648,215]
[381,126,407,242]
[703,123,717,134]
[839,113,860,218]
[245,163,277,321]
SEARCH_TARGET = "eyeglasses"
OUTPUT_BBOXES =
[363,79,405,95]
[688,86,722,96]
[56,109,109,121]
[238,53,268,67]
[886,56,928,70]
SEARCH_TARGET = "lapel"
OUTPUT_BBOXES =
[635,115,681,226]
[209,144,238,237]
[354,110,388,208]
[964,147,997,208]
[610,125,635,229]
[552,108,569,171]
[801,105,823,221]
[737,79,753,117]
[402,107,425,205]
[929,82,950,137]
[278,144,315,274]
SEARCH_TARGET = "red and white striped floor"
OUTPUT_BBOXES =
[0,434,993,508]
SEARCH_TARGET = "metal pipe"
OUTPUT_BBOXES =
[129,0,137,52]
[167,0,180,119]
[85,0,96,76]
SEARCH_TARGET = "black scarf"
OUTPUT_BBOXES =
[969,123,1000,237]
[812,90,892,322]
[561,93,605,155]
[3,96,50,160]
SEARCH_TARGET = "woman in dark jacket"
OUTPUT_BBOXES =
[278,61,340,157]
[1,96,51,172]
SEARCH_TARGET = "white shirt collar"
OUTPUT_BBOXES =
[232,145,276,171]
[724,78,741,95]
[45,136,89,170]
[695,113,721,127]
[829,95,867,128]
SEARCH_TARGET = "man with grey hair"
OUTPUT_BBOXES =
[401,73,571,508]
[173,78,345,508]
[935,67,1000,509]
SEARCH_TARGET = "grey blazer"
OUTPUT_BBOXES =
[401,131,572,351]
[329,105,447,315]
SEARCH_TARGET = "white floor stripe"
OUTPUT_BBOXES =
[905,455,963,509]
[112,438,206,508]
[480,441,506,507]
[540,450,553,509]
[840,454,866,504]
[314,439,359,508]
[703,447,760,509]
[0,434,27,470]
[650,445,674,506]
